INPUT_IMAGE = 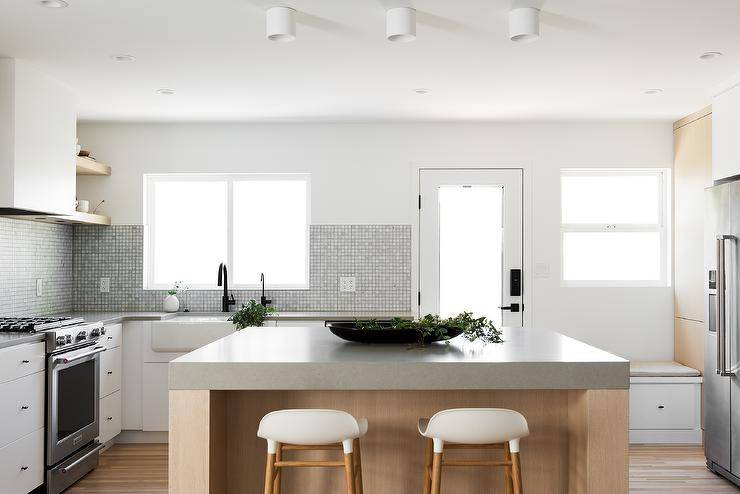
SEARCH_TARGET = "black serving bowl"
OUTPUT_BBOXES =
[325,321,464,344]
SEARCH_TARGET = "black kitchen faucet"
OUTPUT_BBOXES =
[217,262,236,312]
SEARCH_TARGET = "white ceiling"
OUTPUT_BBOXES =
[1,0,739,122]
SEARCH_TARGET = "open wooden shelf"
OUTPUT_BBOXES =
[76,156,111,176]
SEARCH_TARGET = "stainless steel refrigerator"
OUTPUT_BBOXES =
[705,180,740,486]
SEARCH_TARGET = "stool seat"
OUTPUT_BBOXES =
[418,408,529,448]
[258,409,367,452]
[258,409,367,494]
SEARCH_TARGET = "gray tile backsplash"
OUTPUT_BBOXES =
[72,224,412,312]
[0,218,73,316]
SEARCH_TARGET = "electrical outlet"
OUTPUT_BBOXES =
[100,277,110,293]
[36,279,43,297]
[339,276,356,293]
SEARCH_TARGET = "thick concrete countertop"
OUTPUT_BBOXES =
[62,311,414,326]
[169,326,629,391]
[0,332,45,350]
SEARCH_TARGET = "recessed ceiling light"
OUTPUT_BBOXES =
[699,51,723,61]
[156,88,176,96]
[414,88,431,95]
[110,54,135,63]
[644,88,663,95]
[39,0,69,7]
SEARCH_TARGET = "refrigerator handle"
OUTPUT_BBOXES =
[717,234,736,377]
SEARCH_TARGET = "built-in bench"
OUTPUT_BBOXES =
[629,361,702,444]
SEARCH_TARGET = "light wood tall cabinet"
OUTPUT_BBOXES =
[673,107,712,373]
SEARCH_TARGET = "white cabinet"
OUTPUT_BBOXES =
[142,363,169,431]
[713,85,740,182]
[629,376,702,443]
[275,319,326,328]
[100,346,122,399]
[0,429,44,494]
[99,391,122,444]
[0,341,45,384]
[0,372,45,448]
[98,322,122,444]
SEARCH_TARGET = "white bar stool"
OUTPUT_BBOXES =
[257,409,368,494]
[418,408,529,494]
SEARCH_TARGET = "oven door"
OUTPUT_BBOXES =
[47,343,106,466]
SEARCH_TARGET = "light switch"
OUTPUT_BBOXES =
[534,262,550,278]
[100,277,110,293]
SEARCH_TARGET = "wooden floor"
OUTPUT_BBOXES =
[66,443,740,493]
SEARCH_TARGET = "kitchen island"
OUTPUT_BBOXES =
[168,326,629,494]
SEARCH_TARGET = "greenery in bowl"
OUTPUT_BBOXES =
[229,299,276,329]
[355,312,503,345]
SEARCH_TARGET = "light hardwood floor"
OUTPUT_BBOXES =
[66,443,739,493]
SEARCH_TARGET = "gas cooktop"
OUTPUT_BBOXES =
[0,316,85,333]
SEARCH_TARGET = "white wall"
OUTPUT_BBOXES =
[77,122,674,360]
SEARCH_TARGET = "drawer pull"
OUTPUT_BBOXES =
[657,405,665,409]
[107,417,113,421]
[20,466,28,471]
[21,359,30,364]
[108,336,113,340]
[107,371,113,375]
[21,405,29,410]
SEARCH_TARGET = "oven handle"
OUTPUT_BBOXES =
[53,346,106,365]
[59,443,105,473]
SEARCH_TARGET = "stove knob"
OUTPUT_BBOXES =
[65,335,72,344]
[56,335,66,346]
[76,331,87,341]
[100,327,106,335]
[90,328,101,338]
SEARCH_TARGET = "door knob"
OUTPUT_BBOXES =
[499,303,520,313]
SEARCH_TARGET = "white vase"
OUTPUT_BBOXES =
[164,294,180,312]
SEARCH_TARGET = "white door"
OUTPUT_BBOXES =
[419,169,524,327]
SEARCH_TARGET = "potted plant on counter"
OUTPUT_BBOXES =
[229,299,276,329]
[163,281,186,313]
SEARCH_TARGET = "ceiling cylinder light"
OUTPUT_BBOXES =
[266,6,296,42]
[509,7,540,43]
[386,7,416,42]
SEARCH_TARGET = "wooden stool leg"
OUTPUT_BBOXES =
[263,452,276,494]
[344,452,356,494]
[430,452,443,494]
[273,443,282,494]
[353,439,364,494]
[511,451,523,494]
[423,439,433,494]
[504,443,514,494]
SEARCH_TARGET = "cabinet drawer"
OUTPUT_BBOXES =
[0,428,44,494]
[100,346,122,398]
[99,391,122,444]
[102,323,122,349]
[0,372,45,448]
[630,383,699,430]
[0,342,45,385]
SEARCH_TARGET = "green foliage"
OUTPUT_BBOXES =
[167,280,188,296]
[355,312,503,345]
[229,299,276,329]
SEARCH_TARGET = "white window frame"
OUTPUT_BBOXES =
[143,173,311,290]
[560,168,671,287]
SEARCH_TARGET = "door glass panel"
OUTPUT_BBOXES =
[57,360,95,441]
[562,231,661,281]
[438,186,503,325]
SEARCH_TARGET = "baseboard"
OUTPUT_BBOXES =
[115,430,169,444]
[630,429,703,444]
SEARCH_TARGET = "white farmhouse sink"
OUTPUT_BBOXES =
[151,314,236,352]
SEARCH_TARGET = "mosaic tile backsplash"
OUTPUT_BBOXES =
[72,224,412,312]
[0,218,73,316]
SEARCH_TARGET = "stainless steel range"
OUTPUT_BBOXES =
[0,316,107,494]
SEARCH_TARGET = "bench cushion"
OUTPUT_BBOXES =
[630,361,700,377]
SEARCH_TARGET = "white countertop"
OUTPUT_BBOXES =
[169,326,629,391]
[61,311,414,325]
